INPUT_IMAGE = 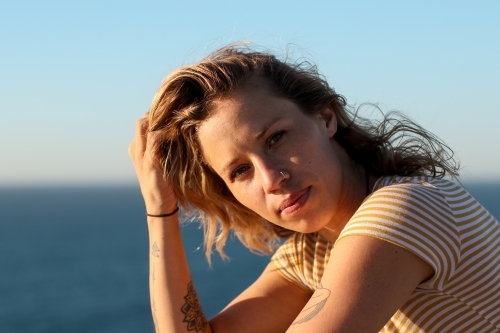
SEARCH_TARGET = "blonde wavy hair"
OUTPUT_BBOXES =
[148,44,459,261]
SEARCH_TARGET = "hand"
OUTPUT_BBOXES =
[128,113,178,215]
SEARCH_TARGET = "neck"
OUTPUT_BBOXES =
[319,140,374,243]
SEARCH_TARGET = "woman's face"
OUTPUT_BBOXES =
[198,80,346,233]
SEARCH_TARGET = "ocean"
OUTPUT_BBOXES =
[1,182,499,333]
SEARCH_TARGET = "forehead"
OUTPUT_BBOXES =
[197,83,300,169]
[211,84,287,123]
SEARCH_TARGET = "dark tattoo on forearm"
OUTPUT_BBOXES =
[152,242,160,258]
[181,281,207,332]
[292,283,331,325]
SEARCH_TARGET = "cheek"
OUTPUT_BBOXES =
[228,183,263,211]
[233,185,275,220]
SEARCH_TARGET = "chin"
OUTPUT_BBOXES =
[287,219,326,234]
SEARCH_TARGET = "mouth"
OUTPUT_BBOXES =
[279,187,310,215]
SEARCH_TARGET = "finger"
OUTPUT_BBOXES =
[129,115,149,158]
[145,130,163,164]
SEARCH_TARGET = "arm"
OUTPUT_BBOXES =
[286,235,434,333]
[210,263,311,333]
[129,114,310,333]
[130,114,209,332]
[148,213,208,332]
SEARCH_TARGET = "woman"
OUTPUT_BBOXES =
[129,45,500,332]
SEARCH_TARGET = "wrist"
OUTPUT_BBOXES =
[145,200,178,216]
[146,206,179,218]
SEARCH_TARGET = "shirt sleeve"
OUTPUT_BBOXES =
[271,232,332,294]
[336,181,461,291]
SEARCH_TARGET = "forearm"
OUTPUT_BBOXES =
[148,215,212,333]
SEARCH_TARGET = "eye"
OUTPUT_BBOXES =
[268,130,285,148]
[230,165,250,180]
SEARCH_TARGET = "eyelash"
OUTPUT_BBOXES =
[268,130,285,148]
[231,166,250,180]
[230,130,286,180]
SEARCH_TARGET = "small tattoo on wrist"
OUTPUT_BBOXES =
[152,242,160,258]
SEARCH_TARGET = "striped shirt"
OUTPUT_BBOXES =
[271,175,500,332]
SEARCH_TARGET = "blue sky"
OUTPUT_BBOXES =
[1,0,499,185]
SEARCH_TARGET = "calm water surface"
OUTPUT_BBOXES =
[0,182,498,332]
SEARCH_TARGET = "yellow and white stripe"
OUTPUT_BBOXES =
[271,176,500,332]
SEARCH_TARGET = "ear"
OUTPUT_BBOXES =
[318,107,337,138]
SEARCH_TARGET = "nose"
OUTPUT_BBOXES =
[255,159,287,193]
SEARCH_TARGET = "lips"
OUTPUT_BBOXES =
[279,187,310,215]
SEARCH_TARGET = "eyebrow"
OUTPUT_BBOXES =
[254,116,283,141]
[221,116,283,176]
